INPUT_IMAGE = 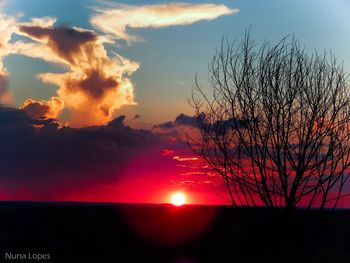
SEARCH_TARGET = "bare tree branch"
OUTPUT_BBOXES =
[189,32,350,210]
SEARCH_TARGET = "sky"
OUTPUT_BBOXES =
[2,0,350,127]
[0,0,350,205]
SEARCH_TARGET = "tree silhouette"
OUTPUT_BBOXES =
[190,33,350,210]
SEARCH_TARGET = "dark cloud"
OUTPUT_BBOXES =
[19,26,97,65]
[0,106,157,199]
[155,113,248,132]
[154,113,205,130]
[153,121,175,130]
[108,115,126,128]
[0,106,31,129]
[0,107,156,163]
[174,113,203,127]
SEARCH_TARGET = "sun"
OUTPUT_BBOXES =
[171,192,186,206]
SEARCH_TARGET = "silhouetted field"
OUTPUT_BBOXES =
[0,202,349,262]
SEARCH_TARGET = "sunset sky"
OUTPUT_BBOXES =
[0,0,350,205]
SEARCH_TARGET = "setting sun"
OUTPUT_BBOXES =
[171,192,186,206]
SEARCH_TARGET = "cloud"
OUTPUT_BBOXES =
[0,14,57,106]
[155,113,205,130]
[154,121,175,130]
[0,106,157,200]
[175,113,203,127]
[156,113,248,131]
[0,3,235,126]
[20,96,64,119]
[0,106,156,163]
[0,13,140,126]
[19,16,57,28]
[90,2,237,43]
[18,26,97,64]
[16,24,139,126]
[152,113,204,142]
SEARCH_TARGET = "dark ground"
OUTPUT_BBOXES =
[0,202,349,263]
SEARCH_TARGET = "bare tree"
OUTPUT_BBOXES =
[190,33,350,210]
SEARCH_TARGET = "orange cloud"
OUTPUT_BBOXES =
[20,96,64,119]
[91,2,237,43]
[17,25,139,126]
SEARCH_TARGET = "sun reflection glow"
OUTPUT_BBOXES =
[171,192,186,206]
